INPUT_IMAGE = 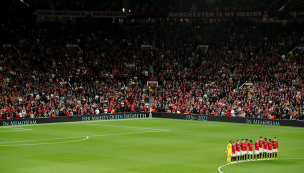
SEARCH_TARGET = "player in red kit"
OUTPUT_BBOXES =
[254,138,260,160]
[272,137,279,159]
[248,140,253,161]
[231,141,236,163]
[245,139,249,161]
[263,138,268,160]
[268,139,273,159]
[241,139,246,161]
[259,136,263,159]
[236,140,241,162]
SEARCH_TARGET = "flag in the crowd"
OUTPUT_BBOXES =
[66,45,79,51]
[297,11,304,18]
[3,44,12,51]
[244,82,252,88]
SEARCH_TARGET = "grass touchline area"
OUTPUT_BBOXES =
[0,118,303,173]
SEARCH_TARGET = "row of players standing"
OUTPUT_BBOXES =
[227,137,278,164]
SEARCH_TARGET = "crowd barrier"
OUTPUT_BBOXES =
[0,113,303,127]
[160,113,304,127]
[0,113,149,126]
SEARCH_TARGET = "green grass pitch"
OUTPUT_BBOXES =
[0,118,303,173]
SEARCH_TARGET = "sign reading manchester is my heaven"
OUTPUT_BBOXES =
[167,11,277,18]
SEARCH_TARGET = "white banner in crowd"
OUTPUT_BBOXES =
[141,45,152,50]
[36,10,127,18]
[298,44,304,51]
[197,45,209,53]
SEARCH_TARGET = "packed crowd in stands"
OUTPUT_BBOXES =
[0,19,303,121]
[0,23,153,119]
[150,22,304,120]
[128,0,193,12]
[1,0,51,11]
[52,0,123,11]
[283,0,304,12]
[129,0,274,12]
[270,0,288,11]
[270,0,304,12]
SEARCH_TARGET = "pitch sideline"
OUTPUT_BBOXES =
[218,158,304,173]
[0,130,169,146]
[0,117,150,128]
[0,128,33,132]
[88,124,170,131]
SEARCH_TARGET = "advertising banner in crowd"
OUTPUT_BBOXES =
[36,10,127,18]
[0,113,148,126]
[160,113,304,127]
[1,113,303,127]
[167,11,278,18]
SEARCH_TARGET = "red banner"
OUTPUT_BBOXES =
[147,81,158,88]
[167,11,277,18]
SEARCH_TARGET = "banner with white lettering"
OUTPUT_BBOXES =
[298,44,304,51]
[3,44,12,51]
[141,45,152,50]
[167,11,278,18]
[197,45,209,53]
[36,10,127,18]
[147,81,158,88]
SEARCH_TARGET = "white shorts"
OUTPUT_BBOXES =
[273,149,278,152]
[232,153,236,157]
[236,151,240,156]
[268,150,272,153]
[241,151,245,155]
[263,149,268,153]
[248,151,253,155]
[259,148,263,152]
[244,151,248,154]
[255,150,259,155]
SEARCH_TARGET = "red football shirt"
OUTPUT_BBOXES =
[254,142,259,151]
[232,144,236,154]
[268,142,272,150]
[248,143,253,151]
[236,143,241,152]
[259,139,263,148]
[241,142,247,151]
[264,141,268,149]
[272,140,278,149]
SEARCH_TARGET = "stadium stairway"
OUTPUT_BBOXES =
[47,0,56,10]
[149,65,154,76]
[149,96,154,110]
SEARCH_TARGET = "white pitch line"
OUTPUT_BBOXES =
[88,124,170,131]
[0,136,90,144]
[0,128,33,132]
[89,130,170,137]
[0,117,149,128]
[0,130,169,147]
[0,136,89,146]
[218,158,304,173]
